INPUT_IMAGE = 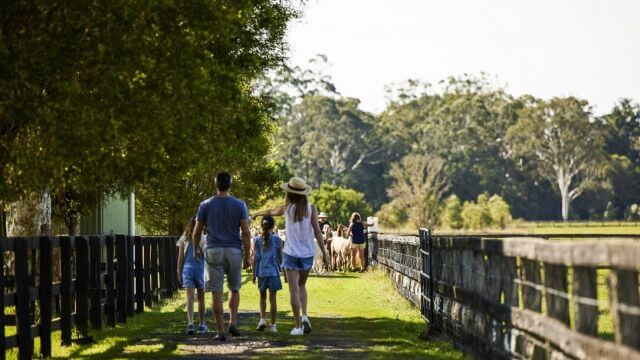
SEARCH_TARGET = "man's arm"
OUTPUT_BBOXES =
[192,221,204,258]
[240,218,251,269]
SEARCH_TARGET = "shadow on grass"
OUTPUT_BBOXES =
[62,306,462,360]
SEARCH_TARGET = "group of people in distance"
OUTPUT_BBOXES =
[176,173,335,340]
[317,210,371,272]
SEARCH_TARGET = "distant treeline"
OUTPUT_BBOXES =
[264,56,640,227]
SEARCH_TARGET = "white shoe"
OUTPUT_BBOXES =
[301,315,312,334]
[256,318,267,331]
[290,327,304,336]
[269,324,277,333]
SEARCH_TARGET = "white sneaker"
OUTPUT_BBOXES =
[256,318,267,331]
[269,324,277,333]
[301,315,312,334]
[290,327,304,336]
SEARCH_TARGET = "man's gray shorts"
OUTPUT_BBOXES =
[205,247,243,293]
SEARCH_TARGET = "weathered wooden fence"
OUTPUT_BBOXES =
[1,235,178,360]
[371,231,640,359]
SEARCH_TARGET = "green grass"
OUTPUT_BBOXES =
[527,225,640,235]
[7,271,463,359]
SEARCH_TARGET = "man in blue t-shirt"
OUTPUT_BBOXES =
[193,172,251,341]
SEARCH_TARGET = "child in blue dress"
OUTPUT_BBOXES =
[177,218,207,334]
[252,216,283,332]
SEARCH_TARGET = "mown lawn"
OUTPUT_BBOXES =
[7,270,463,359]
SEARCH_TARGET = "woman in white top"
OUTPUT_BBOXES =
[252,177,330,336]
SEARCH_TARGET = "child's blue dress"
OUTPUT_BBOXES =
[253,234,282,292]
[180,236,205,289]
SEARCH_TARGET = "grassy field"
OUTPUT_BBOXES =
[6,270,463,359]
[383,222,640,236]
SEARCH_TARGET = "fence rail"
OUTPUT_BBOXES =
[521,221,640,228]
[371,231,640,359]
[1,235,178,360]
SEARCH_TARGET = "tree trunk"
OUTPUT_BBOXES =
[65,213,79,236]
[0,201,6,237]
[559,183,570,221]
[37,192,52,235]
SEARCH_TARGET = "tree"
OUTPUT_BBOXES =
[309,184,372,227]
[377,75,555,220]
[488,194,512,229]
[506,97,605,221]
[1,1,298,234]
[440,195,463,230]
[601,99,640,218]
[276,95,383,190]
[386,154,450,228]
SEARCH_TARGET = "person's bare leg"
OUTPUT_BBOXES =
[298,271,309,316]
[186,288,195,325]
[359,248,365,271]
[259,291,267,320]
[212,291,224,333]
[286,270,301,328]
[229,290,240,326]
[269,291,277,325]
[197,289,205,325]
[351,248,357,270]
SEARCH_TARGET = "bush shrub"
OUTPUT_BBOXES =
[440,195,463,229]
[458,193,512,230]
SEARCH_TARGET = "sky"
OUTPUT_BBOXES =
[286,0,640,115]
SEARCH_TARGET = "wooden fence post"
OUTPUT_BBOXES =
[38,236,53,357]
[172,236,178,291]
[573,267,598,336]
[520,258,546,359]
[143,237,152,307]
[127,236,135,316]
[151,237,159,302]
[89,236,102,329]
[60,236,72,345]
[135,236,144,312]
[610,269,640,350]
[164,237,173,298]
[105,235,116,327]
[116,234,128,323]
[159,237,166,298]
[14,239,32,360]
[521,259,542,311]
[75,236,90,338]
[485,253,503,355]
[0,239,5,360]
[544,264,570,326]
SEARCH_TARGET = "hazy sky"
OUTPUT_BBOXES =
[286,0,640,115]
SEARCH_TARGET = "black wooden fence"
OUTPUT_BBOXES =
[370,230,640,359]
[1,235,178,360]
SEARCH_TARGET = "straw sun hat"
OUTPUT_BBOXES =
[281,176,312,195]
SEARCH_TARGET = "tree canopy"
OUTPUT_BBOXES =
[1,0,299,234]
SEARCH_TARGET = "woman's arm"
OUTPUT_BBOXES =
[311,206,330,266]
[250,205,285,219]
[176,241,185,280]
[278,237,283,268]
[347,224,354,239]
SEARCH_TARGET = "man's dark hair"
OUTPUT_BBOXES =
[215,172,232,192]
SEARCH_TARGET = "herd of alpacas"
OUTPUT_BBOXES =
[250,224,361,274]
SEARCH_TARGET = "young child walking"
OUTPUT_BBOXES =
[177,218,208,334]
[252,216,283,332]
